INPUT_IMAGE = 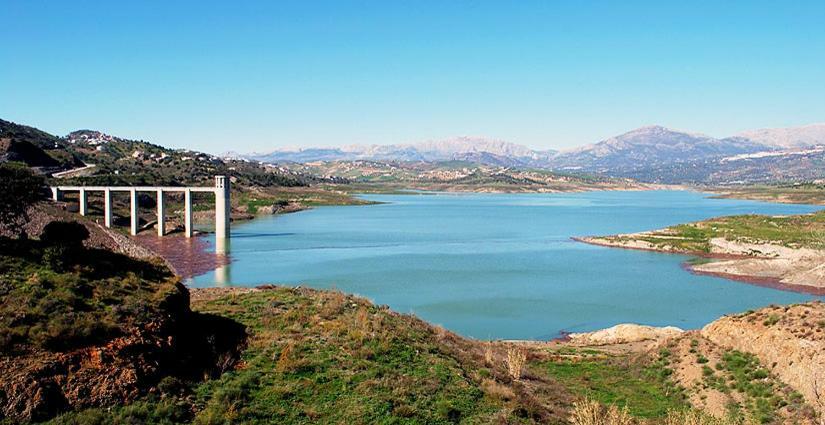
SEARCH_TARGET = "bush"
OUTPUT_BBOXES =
[0,163,46,237]
[40,221,90,246]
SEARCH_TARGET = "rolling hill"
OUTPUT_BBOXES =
[0,119,83,172]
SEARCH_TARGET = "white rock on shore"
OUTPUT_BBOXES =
[567,323,684,346]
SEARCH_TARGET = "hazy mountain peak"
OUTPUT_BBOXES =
[410,136,539,158]
[615,125,711,140]
[243,136,554,165]
[736,123,825,149]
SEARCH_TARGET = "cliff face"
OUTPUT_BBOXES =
[701,302,825,414]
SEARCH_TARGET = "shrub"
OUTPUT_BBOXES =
[0,162,46,237]
[762,314,781,327]
[506,345,527,380]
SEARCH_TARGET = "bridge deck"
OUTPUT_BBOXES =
[49,176,229,239]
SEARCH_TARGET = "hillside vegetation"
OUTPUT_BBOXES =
[0,119,83,172]
[42,287,825,425]
[283,160,647,193]
[51,287,572,424]
[0,230,244,423]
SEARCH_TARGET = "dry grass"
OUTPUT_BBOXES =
[506,345,528,381]
[571,399,751,425]
[480,378,516,401]
[275,341,296,372]
[570,398,634,425]
[662,409,753,425]
[484,341,494,365]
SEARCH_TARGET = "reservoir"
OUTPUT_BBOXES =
[191,190,823,339]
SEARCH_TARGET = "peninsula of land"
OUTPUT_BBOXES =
[577,210,825,294]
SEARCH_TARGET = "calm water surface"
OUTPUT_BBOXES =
[191,191,823,340]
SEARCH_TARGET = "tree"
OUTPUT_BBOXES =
[40,221,90,246]
[40,221,90,271]
[0,162,46,238]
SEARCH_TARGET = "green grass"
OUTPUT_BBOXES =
[700,350,809,424]
[539,348,686,419]
[762,314,781,327]
[186,289,502,424]
[0,237,180,352]
[611,210,825,252]
[50,288,562,424]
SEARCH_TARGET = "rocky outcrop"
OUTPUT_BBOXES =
[691,239,825,291]
[567,323,683,346]
[701,302,825,415]
[0,281,247,422]
[0,282,188,421]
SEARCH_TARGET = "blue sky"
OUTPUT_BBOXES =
[2,1,824,153]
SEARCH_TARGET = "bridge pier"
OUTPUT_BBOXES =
[129,189,138,236]
[215,176,230,240]
[157,189,165,236]
[79,188,88,216]
[184,189,193,238]
[104,188,113,227]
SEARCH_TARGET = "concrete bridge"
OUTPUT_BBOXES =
[50,175,230,239]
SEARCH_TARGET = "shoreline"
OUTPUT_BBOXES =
[574,236,825,296]
[340,182,684,195]
[702,188,825,206]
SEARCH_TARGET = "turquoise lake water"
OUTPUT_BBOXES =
[191,190,823,340]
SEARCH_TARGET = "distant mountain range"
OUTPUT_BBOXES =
[228,136,557,167]
[232,123,825,184]
[3,116,824,185]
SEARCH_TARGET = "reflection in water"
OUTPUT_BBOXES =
[135,234,231,281]
[214,237,231,286]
